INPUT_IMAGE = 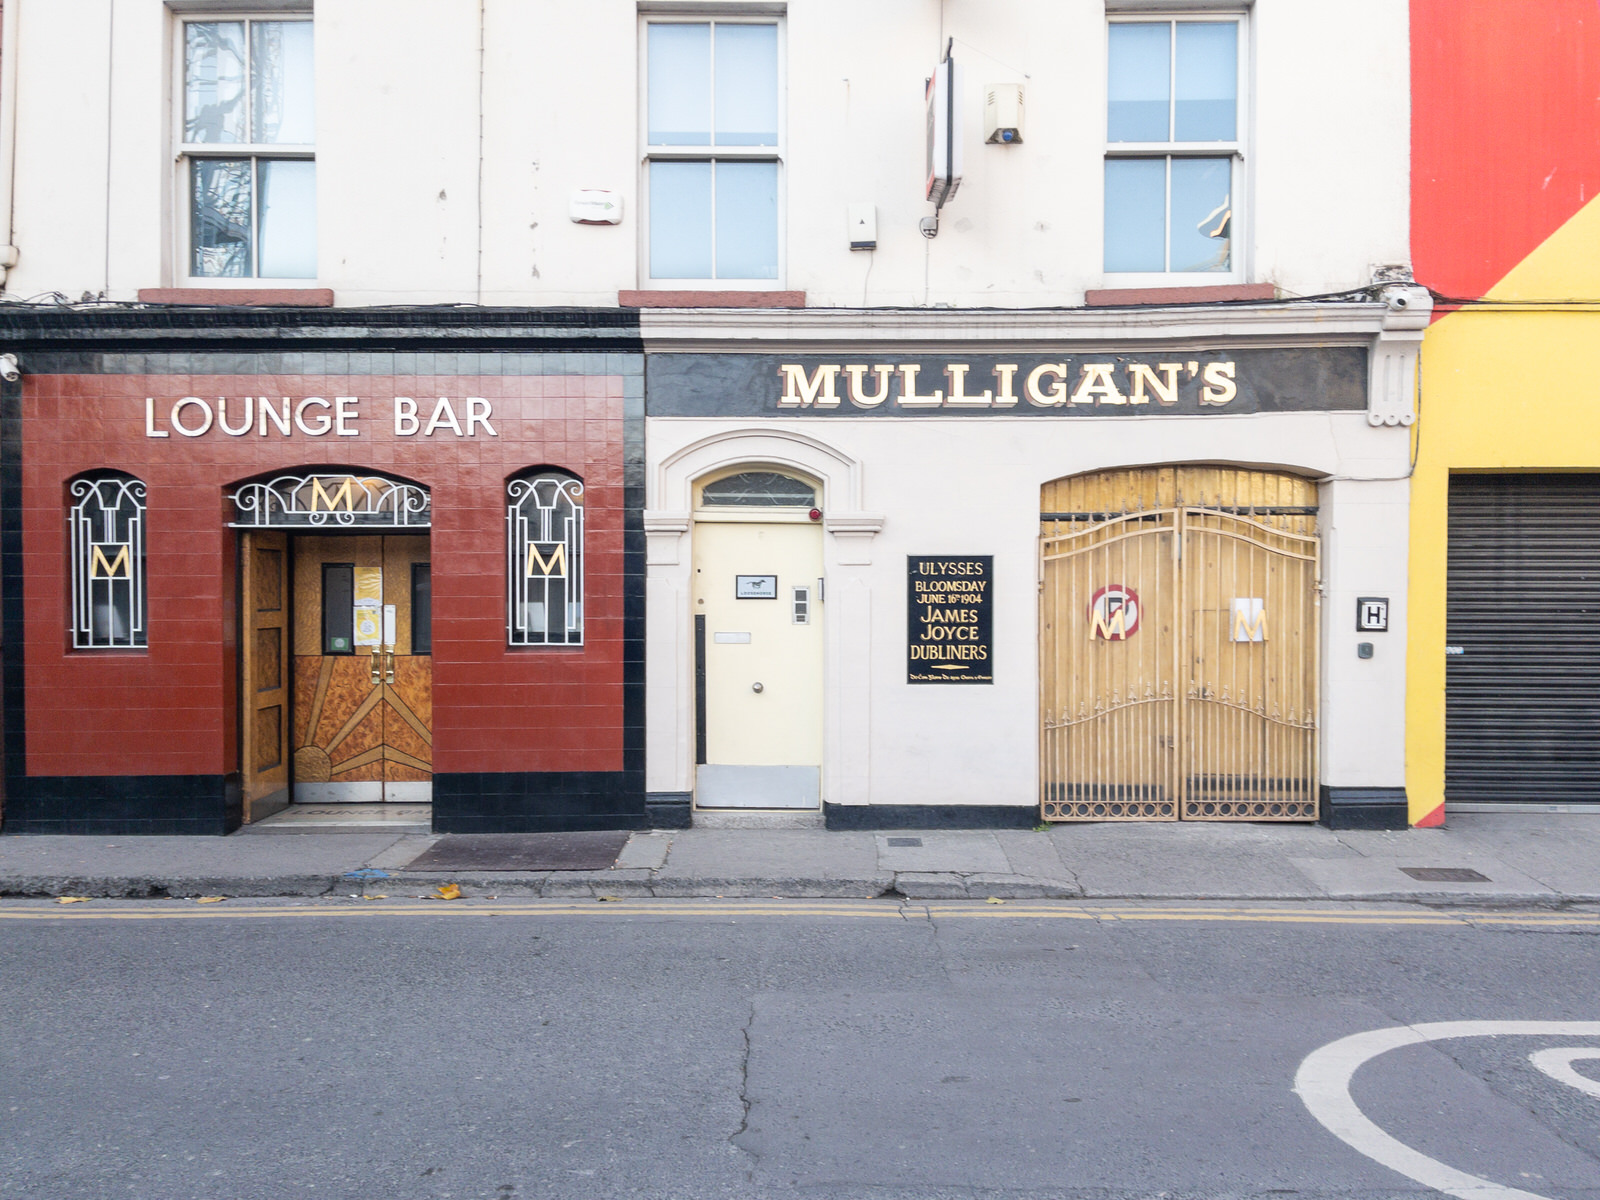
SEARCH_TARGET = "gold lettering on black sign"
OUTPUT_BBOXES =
[907,555,994,685]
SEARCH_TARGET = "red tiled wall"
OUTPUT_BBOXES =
[23,373,627,778]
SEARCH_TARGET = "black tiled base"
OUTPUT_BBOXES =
[646,792,693,830]
[432,771,647,833]
[1,774,236,835]
[824,802,1039,831]
[1319,786,1408,830]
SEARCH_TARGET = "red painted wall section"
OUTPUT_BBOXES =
[1411,0,1600,301]
[23,374,627,779]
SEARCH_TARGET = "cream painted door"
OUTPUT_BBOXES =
[693,521,824,808]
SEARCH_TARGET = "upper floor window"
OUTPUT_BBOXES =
[507,472,584,646]
[643,19,782,285]
[181,16,316,280]
[69,472,148,649]
[1104,17,1241,275]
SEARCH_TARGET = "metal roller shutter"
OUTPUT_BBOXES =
[1447,474,1600,805]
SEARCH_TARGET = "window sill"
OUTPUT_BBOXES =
[619,289,805,308]
[1086,283,1275,307]
[138,287,334,307]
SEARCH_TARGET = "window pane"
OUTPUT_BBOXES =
[1175,22,1236,141]
[191,158,252,277]
[411,563,432,655]
[714,23,778,147]
[701,471,815,507]
[648,23,711,145]
[1107,23,1169,142]
[714,161,778,279]
[650,161,713,278]
[184,22,245,144]
[258,159,316,278]
[1170,156,1231,272]
[252,21,315,144]
[1104,158,1166,272]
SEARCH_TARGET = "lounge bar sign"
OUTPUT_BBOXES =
[908,555,993,684]
[645,348,1368,418]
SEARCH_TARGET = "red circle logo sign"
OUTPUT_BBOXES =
[1087,585,1140,640]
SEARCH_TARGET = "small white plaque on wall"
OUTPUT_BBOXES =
[570,190,623,224]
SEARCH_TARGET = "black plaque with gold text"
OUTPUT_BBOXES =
[907,556,993,684]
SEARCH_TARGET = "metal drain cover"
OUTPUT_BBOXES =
[886,837,923,848]
[1399,866,1491,883]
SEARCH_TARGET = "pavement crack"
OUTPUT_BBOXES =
[729,998,758,1175]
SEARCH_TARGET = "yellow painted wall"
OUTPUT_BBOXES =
[1406,195,1600,824]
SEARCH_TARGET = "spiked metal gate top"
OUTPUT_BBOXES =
[1040,467,1320,822]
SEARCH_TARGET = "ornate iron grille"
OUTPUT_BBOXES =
[70,473,148,649]
[507,473,584,646]
[228,472,430,528]
[1040,467,1321,823]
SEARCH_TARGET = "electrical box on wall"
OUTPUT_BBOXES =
[569,190,623,225]
[848,204,877,250]
[984,83,1025,144]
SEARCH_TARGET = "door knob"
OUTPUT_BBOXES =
[751,682,764,693]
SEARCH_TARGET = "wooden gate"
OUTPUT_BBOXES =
[1040,468,1320,822]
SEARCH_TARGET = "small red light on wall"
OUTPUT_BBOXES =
[809,508,822,521]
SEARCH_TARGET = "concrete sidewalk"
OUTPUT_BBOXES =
[0,812,1596,904]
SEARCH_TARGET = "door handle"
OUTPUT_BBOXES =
[384,647,396,685]
[369,651,382,686]
[751,681,764,693]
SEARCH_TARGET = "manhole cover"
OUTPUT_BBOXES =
[1399,866,1491,883]
[886,837,923,848]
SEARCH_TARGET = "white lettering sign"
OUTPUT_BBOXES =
[143,396,498,439]
[777,360,1240,411]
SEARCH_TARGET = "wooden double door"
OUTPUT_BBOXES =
[241,532,433,818]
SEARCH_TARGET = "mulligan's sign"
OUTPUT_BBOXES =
[645,348,1368,417]
[908,556,994,684]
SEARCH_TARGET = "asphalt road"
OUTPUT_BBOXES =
[1,898,1597,1200]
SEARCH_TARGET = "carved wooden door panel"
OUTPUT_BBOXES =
[240,530,290,822]
[291,535,432,802]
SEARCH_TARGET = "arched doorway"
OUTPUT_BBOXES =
[231,470,433,820]
[1039,466,1321,822]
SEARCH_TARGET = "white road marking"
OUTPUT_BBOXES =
[1528,1048,1600,1100]
[1294,1020,1600,1200]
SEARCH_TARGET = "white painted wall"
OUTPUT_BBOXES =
[1,0,1409,305]
[645,407,1412,809]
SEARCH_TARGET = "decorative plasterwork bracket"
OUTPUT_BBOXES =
[644,511,691,566]
[824,513,886,566]
[1367,284,1431,427]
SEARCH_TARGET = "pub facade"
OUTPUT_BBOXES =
[0,307,654,834]
[642,296,1427,829]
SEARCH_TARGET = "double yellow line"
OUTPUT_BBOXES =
[0,899,1594,927]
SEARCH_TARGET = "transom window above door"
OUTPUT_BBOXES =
[1104,16,1242,277]
[181,15,316,280]
[643,19,783,285]
[697,471,816,508]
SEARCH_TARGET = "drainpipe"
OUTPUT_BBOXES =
[0,0,20,288]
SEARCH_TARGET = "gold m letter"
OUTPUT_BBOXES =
[1091,606,1129,641]
[90,545,131,578]
[776,364,841,408]
[527,543,568,577]
[309,476,356,511]
[1232,602,1268,642]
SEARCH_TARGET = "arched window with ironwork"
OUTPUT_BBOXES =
[68,471,148,649]
[507,470,584,646]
